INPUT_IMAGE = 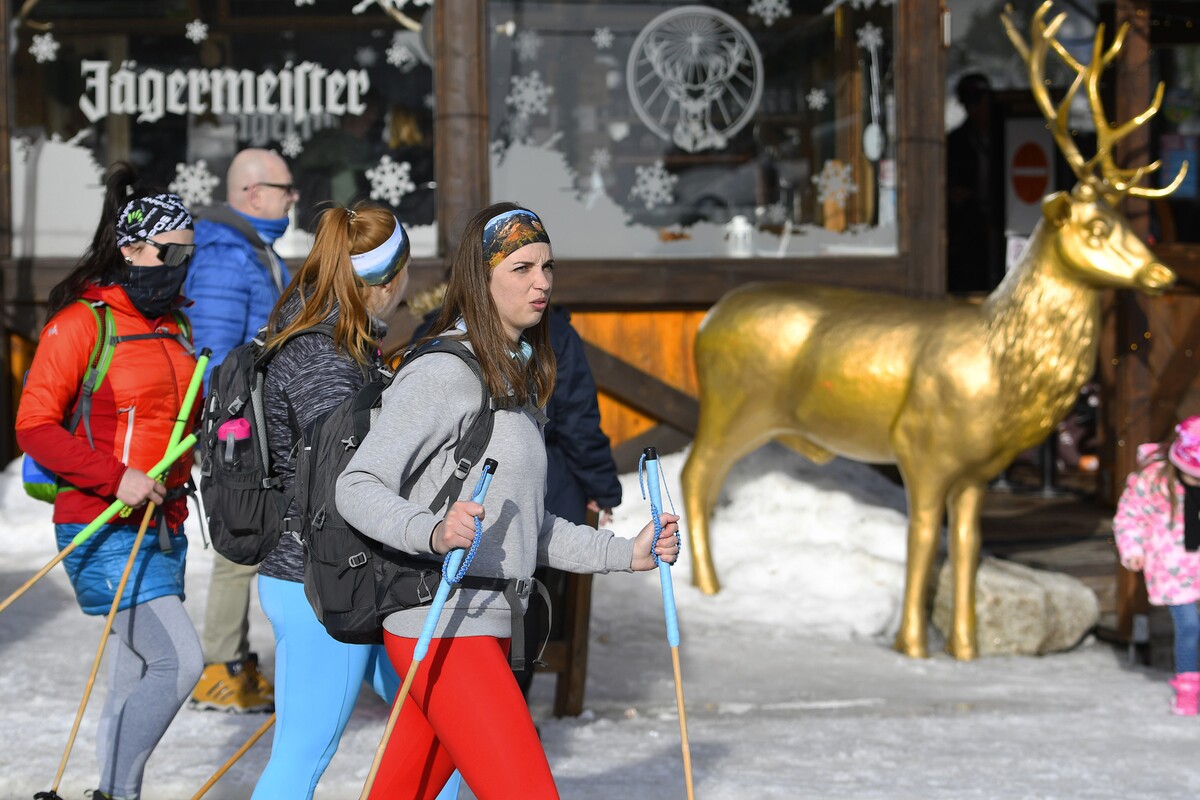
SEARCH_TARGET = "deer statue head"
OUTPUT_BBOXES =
[681,1,1188,663]
[1002,2,1183,294]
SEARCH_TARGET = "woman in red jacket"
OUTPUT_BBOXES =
[16,164,202,800]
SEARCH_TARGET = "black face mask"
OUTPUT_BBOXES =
[120,262,189,319]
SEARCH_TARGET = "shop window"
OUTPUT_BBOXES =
[1149,11,1200,245]
[10,1,435,259]
[487,0,897,259]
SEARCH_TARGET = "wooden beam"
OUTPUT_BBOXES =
[435,0,489,256]
[0,0,14,463]
[897,0,946,297]
[1110,0,1154,642]
[583,342,698,434]
[1148,301,1200,434]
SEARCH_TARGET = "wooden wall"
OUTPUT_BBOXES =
[571,310,705,447]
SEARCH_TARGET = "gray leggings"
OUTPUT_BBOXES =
[96,595,204,799]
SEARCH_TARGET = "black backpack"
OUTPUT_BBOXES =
[298,337,512,645]
[198,324,333,565]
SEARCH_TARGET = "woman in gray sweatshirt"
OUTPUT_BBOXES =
[336,203,679,799]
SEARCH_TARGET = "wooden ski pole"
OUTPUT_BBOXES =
[43,501,157,798]
[189,713,276,800]
[0,435,198,617]
[642,447,695,800]
[360,459,498,800]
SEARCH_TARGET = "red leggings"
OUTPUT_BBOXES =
[370,633,560,800]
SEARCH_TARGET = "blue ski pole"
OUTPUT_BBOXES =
[642,447,695,800]
[360,459,499,799]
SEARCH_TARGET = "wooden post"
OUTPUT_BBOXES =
[434,0,489,257]
[0,0,15,463]
[1109,0,1154,640]
[897,0,946,298]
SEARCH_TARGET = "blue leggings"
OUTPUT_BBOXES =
[1169,602,1200,673]
[253,575,400,800]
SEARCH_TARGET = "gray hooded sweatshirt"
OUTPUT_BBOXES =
[335,341,634,640]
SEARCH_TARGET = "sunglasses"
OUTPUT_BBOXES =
[145,239,196,267]
[249,182,300,198]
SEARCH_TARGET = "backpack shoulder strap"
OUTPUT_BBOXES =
[398,337,496,514]
[66,300,116,449]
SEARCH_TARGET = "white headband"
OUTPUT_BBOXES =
[350,216,410,286]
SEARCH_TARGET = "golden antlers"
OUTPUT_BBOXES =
[1001,1,1187,201]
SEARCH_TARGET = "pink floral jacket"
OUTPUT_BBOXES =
[1113,456,1200,606]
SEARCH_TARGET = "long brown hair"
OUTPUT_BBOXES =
[265,201,401,365]
[420,202,555,406]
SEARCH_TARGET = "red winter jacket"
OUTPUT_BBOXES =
[16,284,198,528]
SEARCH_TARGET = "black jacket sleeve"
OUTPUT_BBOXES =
[545,308,622,515]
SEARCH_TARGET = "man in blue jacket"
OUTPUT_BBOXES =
[187,148,296,713]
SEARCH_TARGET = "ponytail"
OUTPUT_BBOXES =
[265,202,398,364]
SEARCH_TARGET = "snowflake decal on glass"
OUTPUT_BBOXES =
[506,71,553,118]
[366,155,415,206]
[592,27,614,50]
[185,19,209,44]
[515,30,543,63]
[169,160,221,207]
[822,0,895,14]
[591,146,612,172]
[29,32,59,64]
[280,134,304,159]
[763,200,790,225]
[806,88,828,111]
[355,46,378,68]
[749,0,791,27]
[295,0,315,5]
[629,159,678,210]
[423,92,435,109]
[856,22,883,51]
[387,43,416,69]
[813,160,858,210]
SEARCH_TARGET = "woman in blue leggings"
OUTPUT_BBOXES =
[252,202,412,799]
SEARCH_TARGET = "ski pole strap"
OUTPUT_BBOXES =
[414,459,499,663]
[443,461,496,585]
[641,447,681,648]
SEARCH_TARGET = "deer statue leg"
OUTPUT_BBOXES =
[893,467,953,659]
[681,395,776,595]
[945,479,986,661]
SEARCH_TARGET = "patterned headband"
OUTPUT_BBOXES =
[482,208,551,270]
[115,193,193,247]
[350,216,410,286]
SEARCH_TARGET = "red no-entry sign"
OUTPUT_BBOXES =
[1011,141,1050,204]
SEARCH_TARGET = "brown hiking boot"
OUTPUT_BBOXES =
[188,654,273,713]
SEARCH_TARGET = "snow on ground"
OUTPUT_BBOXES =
[0,445,1195,799]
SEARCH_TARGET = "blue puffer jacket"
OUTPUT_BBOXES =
[184,210,290,382]
[56,521,188,615]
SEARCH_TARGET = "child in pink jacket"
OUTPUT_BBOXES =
[1114,416,1200,715]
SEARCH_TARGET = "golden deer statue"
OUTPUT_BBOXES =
[681,2,1186,660]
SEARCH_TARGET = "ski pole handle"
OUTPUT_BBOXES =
[169,348,210,450]
[69,433,197,547]
[414,458,499,661]
[644,447,680,648]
